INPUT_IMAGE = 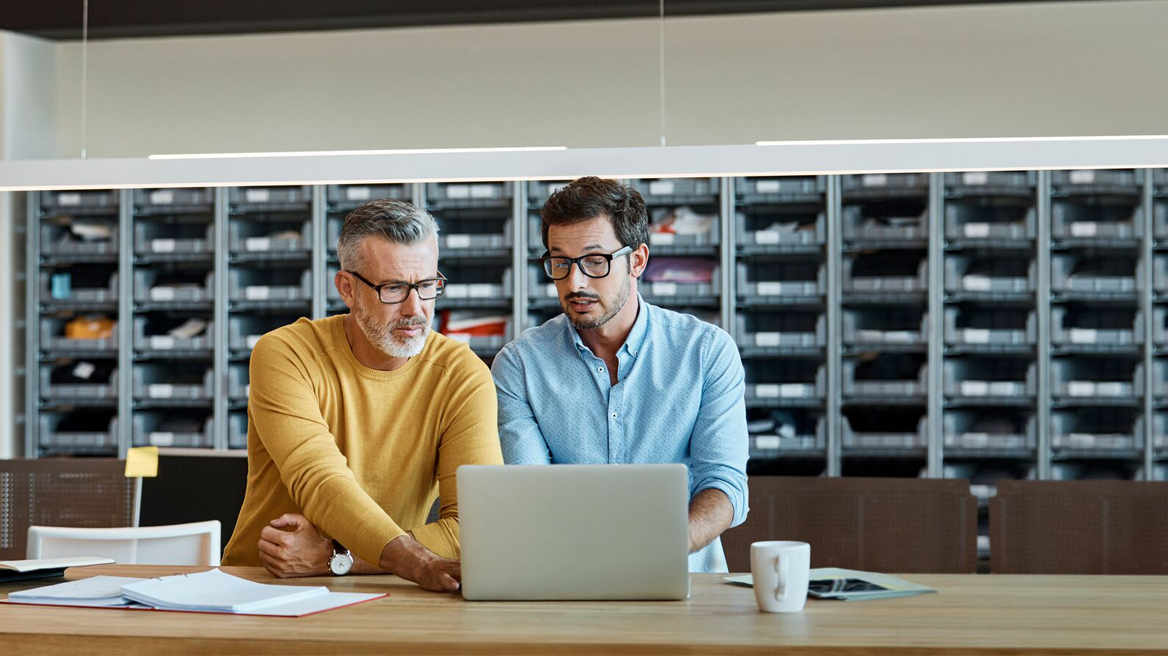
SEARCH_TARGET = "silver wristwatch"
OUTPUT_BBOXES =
[329,541,353,576]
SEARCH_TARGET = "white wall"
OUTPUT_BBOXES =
[0,32,56,458]
[47,0,1168,160]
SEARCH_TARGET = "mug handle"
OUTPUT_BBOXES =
[774,552,789,602]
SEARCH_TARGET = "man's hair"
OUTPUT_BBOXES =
[337,199,440,272]
[540,177,649,251]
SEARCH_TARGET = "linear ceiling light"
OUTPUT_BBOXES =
[757,135,1168,146]
[148,146,568,160]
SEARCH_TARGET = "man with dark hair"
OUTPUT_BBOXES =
[222,199,503,592]
[492,176,749,573]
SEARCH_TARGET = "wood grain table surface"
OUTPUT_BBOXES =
[1,565,1166,655]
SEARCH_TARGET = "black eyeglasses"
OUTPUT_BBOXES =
[345,270,447,304]
[537,246,633,280]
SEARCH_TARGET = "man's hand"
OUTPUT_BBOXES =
[379,535,461,593]
[258,513,332,578]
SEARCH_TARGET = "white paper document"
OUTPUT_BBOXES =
[120,569,330,613]
[8,576,144,607]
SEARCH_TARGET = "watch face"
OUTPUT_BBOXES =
[330,552,354,576]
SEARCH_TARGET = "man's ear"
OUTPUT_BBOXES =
[335,271,356,308]
[630,243,650,279]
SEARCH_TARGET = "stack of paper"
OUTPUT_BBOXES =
[0,557,115,583]
[725,567,937,602]
[4,568,384,617]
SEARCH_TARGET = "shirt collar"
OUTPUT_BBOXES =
[567,293,651,359]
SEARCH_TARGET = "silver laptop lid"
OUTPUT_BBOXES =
[457,464,690,601]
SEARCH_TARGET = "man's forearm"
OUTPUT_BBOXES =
[688,488,734,554]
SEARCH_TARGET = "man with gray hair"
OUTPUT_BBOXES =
[222,199,503,592]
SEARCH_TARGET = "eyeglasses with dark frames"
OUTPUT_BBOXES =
[345,270,447,304]
[537,246,633,280]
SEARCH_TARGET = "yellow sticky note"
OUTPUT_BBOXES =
[125,446,159,478]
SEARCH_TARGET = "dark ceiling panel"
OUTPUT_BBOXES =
[0,0,1091,41]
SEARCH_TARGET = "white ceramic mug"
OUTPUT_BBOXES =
[750,541,811,613]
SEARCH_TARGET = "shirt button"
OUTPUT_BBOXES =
[611,413,618,419]
[598,366,604,372]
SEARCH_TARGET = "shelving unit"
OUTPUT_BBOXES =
[16,172,1164,483]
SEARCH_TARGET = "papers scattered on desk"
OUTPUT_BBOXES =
[4,568,386,617]
[0,556,115,583]
[724,568,937,601]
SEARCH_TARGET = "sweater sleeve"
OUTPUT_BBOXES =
[248,332,407,567]
[410,356,503,558]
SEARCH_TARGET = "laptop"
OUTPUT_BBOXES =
[457,464,690,601]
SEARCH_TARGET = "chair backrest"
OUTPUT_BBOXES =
[989,480,1168,574]
[27,520,222,566]
[0,458,135,560]
[721,476,978,573]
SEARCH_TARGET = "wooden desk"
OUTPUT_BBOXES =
[1,565,1166,655]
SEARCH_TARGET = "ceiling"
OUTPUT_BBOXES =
[1,0,1087,41]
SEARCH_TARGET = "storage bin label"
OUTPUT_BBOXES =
[758,282,784,296]
[755,332,782,347]
[57,193,82,206]
[648,181,675,195]
[245,189,271,203]
[445,185,470,199]
[446,235,472,249]
[962,328,991,344]
[649,233,675,245]
[755,180,782,194]
[861,174,888,187]
[149,432,175,447]
[150,336,176,350]
[471,185,496,199]
[651,282,678,296]
[148,384,174,399]
[469,284,495,298]
[346,187,371,201]
[754,231,781,245]
[150,287,177,301]
[246,335,262,349]
[1069,170,1096,184]
[963,275,993,292]
[1069,328,1098,343]
[960,381,989,396]
[962,172,989,186]
[1070,222,1098,237]
[151,239,177,253]
[149,190,174,205]
[963,223,991,238]
[246,237,272,252]
[754,435,782,450]
[1067,381,1095,396]
[245,286,272,300]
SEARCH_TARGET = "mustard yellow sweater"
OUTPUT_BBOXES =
[222,315,503,567]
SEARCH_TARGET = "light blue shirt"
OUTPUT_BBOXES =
[491,295,749,573]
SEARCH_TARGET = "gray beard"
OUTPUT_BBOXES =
[353,302,430,358]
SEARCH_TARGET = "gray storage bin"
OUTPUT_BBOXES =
[842,359,927,398]
[735,312,825,351]
[1151,255,1168,295]
[944,307,1036,347]
[842,415,927,449]
[327,215,343,254]
[132,366,213,402]
[945,256,1035,295]
[40,221,119,257]
[1154,413,1167,451]
[133,188,214,210]
[1152,201,1168,240]
[1050,169,1141,191]
[944,202,1036,242]
[842,254,927,294]
[40,270,118,304]
[527,180,570,206]
[744,362,826,404]
[1050,307,1142,346]
[647,220,719,248]
[133,317,213,353]
[736,211,824,248]
[736,176,824,201]
[841,173,928,195]
[228,220,311,254]
[229,268,312,303]
[132,414,214,449]
[750,417,827,456]
[427,181,512,204]
[1051,201,1143,240]
[943,412,1036,451]
[40,366,118,401]
[944,360,1036,399]
[326,184,410,211]
[843,308,927,348]
[736,261,825,300]
[440,219,512,251]
[1051,409,1143,452]
[39,414,118,454]
[628,177,718,201]
[229,315,296,354]
[134,221,214,256]
[528,215,546,252]
[1051,359,1143,401]
[229,185,313,209]
[443,268,513,301]
[228,413,249,450]
[134,270,214,304]
[1051,254,1140,295]
[842,204,927,242]
[1155,307,1168,346]
[641,267,719,304]
[41,190,119,213]
[1152,360,1168,399]
[40,319,118,353]
[228,364,250,402]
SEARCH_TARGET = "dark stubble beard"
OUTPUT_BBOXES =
[563,274,631,331]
